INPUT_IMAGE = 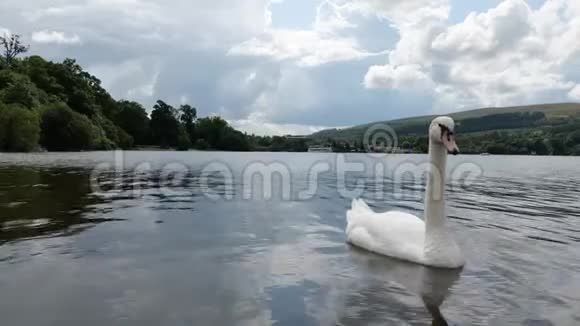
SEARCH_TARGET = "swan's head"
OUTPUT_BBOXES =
[429,116,459,155]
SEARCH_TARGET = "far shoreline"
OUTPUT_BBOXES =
[2,150,579,157]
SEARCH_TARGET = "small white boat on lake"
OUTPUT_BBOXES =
[308,146,333,153]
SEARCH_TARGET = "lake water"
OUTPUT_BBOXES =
[1,151,579,326]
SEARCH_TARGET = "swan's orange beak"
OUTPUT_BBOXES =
[443,134,459,155]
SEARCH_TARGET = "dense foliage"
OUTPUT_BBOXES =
[314,110,580,156]
[391,112,580,155]
[0,103,39,152]
[39,103,99,151]
[395,120,580,155]
[0,52,141,151]
[0,35,299,152]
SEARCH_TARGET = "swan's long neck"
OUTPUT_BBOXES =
[422,132,464,267]
[424,140,448,232]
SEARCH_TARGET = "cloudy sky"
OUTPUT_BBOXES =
[1,0,579,135]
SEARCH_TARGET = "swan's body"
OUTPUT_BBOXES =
[347,199,464,268]
[346,117,465,269]
[347,200,427,264]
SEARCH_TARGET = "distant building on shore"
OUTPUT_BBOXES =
[307,146,333,153]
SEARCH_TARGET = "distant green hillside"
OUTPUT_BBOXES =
[311,103,580,155]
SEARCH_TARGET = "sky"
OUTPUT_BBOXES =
[1,0,580,135]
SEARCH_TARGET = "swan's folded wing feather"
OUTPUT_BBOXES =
[346,198,377,234]
[346,200,426,263]
[349,198,373,215]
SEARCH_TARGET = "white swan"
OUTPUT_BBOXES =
[346,116,465,269]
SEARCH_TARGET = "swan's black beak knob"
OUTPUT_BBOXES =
[451,149,459,155]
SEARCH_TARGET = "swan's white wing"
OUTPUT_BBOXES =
[346,199,426,264]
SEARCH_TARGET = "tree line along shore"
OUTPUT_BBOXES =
[0,34,308,153]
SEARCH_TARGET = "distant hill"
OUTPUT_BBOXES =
[311,103,580,141]
[310,103,580,155]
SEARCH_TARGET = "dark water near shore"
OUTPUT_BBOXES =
[1,151,580,325]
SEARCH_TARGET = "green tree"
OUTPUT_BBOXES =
[0,73,39,108]
[549,137,567,156]
[0,104,40,152]
[528,138,549,155]
[217,128,249,151]
[195,116,250,151]
[413,136,428,153]
[115,100,150,145]
[42,58,101,116]
[68,88,96,116]
[90,114,133,150]
[0,69,14,88]
[150,100,180,148]
[179,104,197,141]
[1,34,28,67]
[487,143,508,154]
[195,116,228,148]
[18,56,62,95]
[194,138,209,150]
[0,50,158,151]
[176,126,192,151]
[115,126,134,149]
[565,130,580,147]
[40,103,98,151]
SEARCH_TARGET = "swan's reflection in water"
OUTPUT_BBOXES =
[346,246,463,326]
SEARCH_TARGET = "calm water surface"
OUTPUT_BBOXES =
[1,152,579,325]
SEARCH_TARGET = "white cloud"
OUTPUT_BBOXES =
[230,118,328,136]
[20,0,272,50]
[340,0,450,27]
[228,28,375,67]
[179,94,189,105]
[363,0,580,111]
[364,64,434,91]
[87,58,161,100]
[245,68,322,123]
[31,30,81,44]
[126,72,158,98]
[569,85,580,101]
[431,0,531,56]
[229,29,377,66]
[314,1,357,33]
[228,0,387,67]
[0,26,11,36]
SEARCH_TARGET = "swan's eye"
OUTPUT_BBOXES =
[438,123,449,135]
[438,123,455,141]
